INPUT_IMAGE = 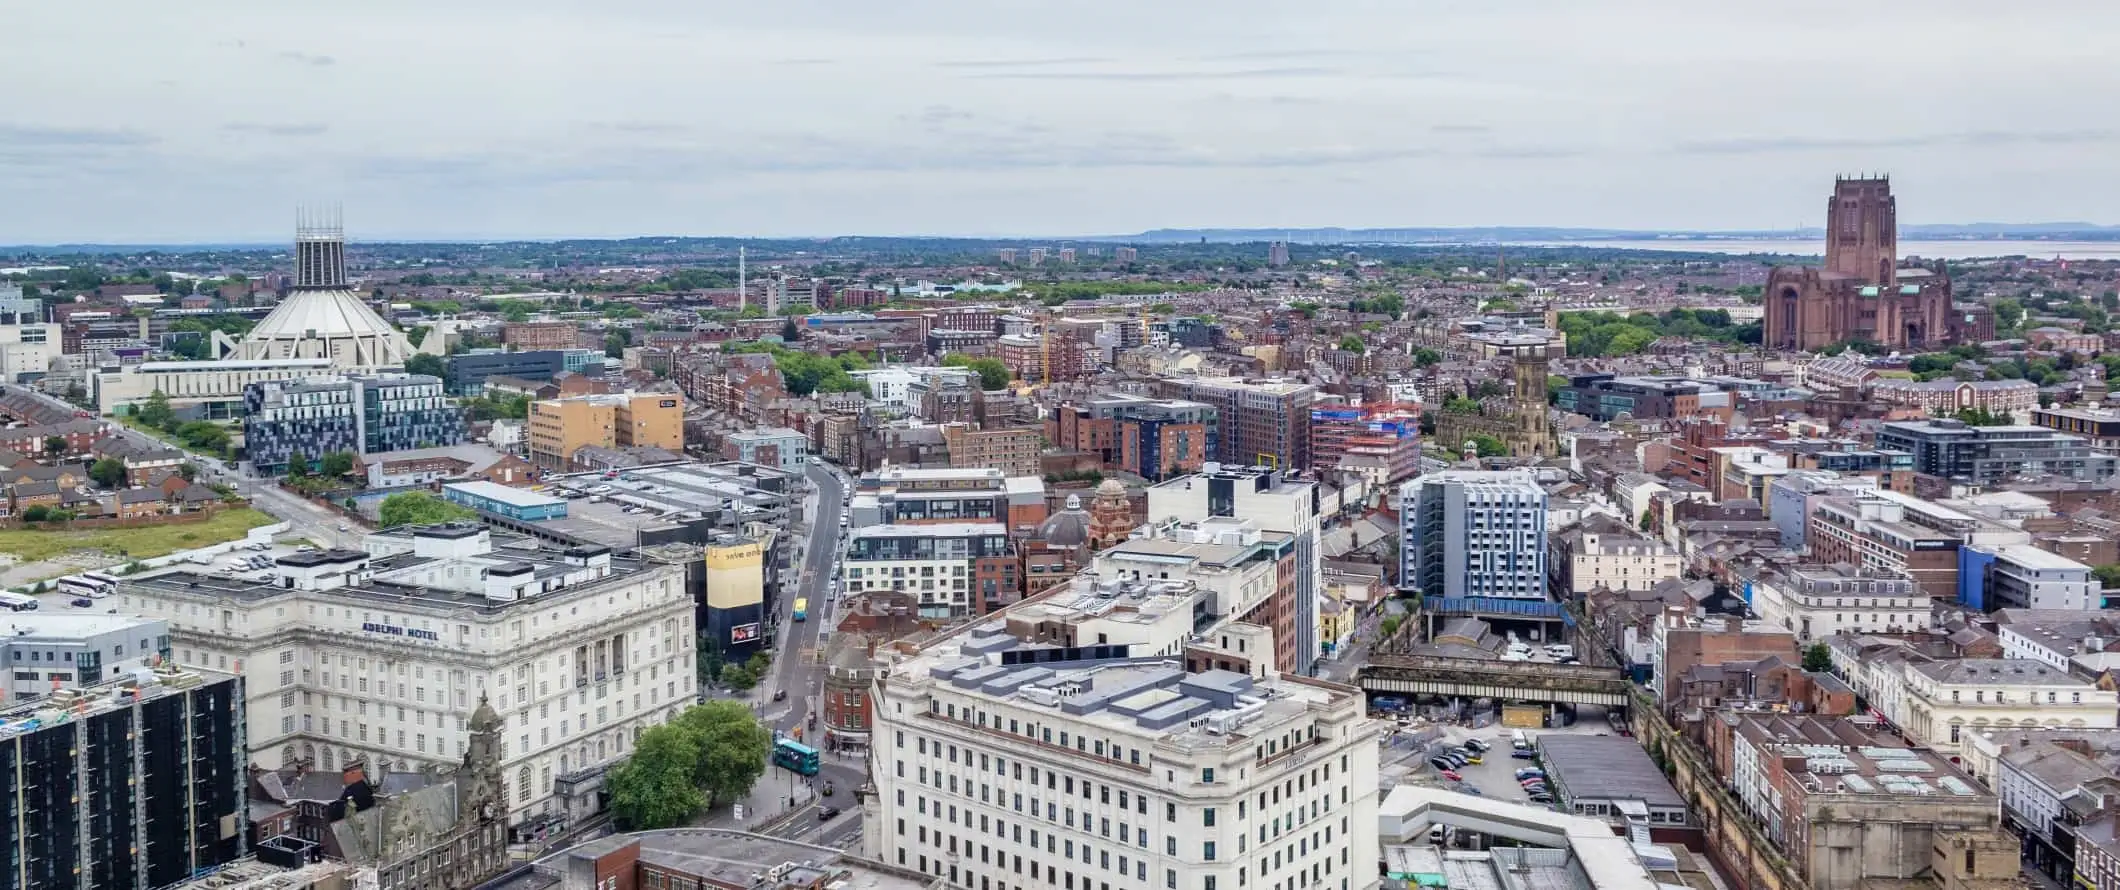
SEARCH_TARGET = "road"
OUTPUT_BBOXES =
[722,461,866,845]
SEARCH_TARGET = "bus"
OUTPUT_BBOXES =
[80,572,121,588]
[58,578,110,599]
[772,738,821,776]
[0,593,37,612]
[792,598,808,622]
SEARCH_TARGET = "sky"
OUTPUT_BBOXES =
[7,0,2120,243]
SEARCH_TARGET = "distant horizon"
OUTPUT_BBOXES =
[8,221,2120,253]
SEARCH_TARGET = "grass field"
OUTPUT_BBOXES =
[0,508,275,563]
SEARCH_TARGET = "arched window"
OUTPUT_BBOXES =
[516,767,531,802]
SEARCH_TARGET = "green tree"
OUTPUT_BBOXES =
[780,316,801,341]
[319,451,357,478]
[606,723,708,829]
[942,354,1012,389]
[174,421,231,454]
[89,457,128,489]
[1337,335,1366,354]
[674,700,773,806]
[1412,347,1441,367]
[404,353,445,378]
[604,329,629,359]
[2094,564,2120,590]
[285,452,310,479]
[42,436,66,459]
[1148,303,1176,315]
[1994,298,2026,333]
[20,505,50,523]
[1802,643,1833,673]
[1469,434,1508,458]
[177,462,198,482]
[136,390,176,431]
[378,491,477,527]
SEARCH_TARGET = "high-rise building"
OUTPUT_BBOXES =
[1308,404,1420,485]
[0,284,59,382]
[243,372,466,473]
[1268,241,1290,267]
[501,321,582,352]
[1400,470,1548,600]
[1876,420,2118,485]
[1148,464,1323,674]
[1057,247,1076,263]
[1155,378,1314,470]
[0,665,248,890]
[1113,246,1138,264]
[527,392,685,470]
[861,577,1379,890]
[996,248,1018,265]
[123,524,694,838]
[941,423,1041,479]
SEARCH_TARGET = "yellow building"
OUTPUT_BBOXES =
[704,536,767,659]
[527,392,684,470]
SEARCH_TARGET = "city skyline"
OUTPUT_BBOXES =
[8,0,2120,243]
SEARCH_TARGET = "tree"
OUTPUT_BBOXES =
[1994,298,2026,333]
[1337,335,1366,354]
[2094,564,2120,591]
[177,462,197,482]
[675,700,773,805]
[1412,347,1441,367]
[20,505,50,523]
[42,436,66,458]
[780,316,800,342]
[604,329,629,359]
[1469,434,1508,458]
[136,390,176,431]
[319,451,356,478]
[1802,643,1833,673]
[942,354,1011,390]
[89,457,128,489]
[378,491,477,527]
[285,452,310,479]
[606,723,707,829]
[404,353,445,378]
[174,421,231,455]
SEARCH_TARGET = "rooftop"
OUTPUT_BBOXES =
[1536,735,1686,809]
[1908,658,2088,687]
[445,480,564,509]
[0,665,228,743]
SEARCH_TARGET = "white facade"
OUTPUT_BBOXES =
[1568,533,1681,595]
[118,525,695,832]
[1897,659,2117,753]
[1749,566,1928,643]
[864,593,1378,890]
[1399,470,1547,600]
[1148,466,1323,673]
[0,322,60,381]
[0,613,169,705]
[844,522,1008,619]
[93,357,335,414]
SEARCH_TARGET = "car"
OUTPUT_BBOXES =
[1459,754,1483,764]
[1512,749,1537,760]
[69,598,95,608]
[336,523,349,531]
[1521,781,1548,791]
[1459,786,1482,796]
[818,806,841,820]
[1462,738,1489,753]
[1439,769,1462,781]
[1428,757,1453,771]
[1529,794,1555,804]
[1441,754,1467,768]
[1516,768,1545,779]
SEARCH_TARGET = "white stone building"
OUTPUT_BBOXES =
[116,523,695,839]
[1749,564,1929,642]
[864,580,1379,890]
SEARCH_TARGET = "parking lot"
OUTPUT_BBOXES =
[1377,704,1625,810]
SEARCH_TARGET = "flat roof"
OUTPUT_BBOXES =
[1994,543,2090,571]
[850,522,1007,539]
[446,480,564,508]
[1,612,160,640]
[1537,735,1687,809]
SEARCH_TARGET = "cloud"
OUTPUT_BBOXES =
[0,124,156,148]
[967,66,1340,82]
[936,57,1112,69]
[276,51,335,66]
[1430,124,1492,135]
[1673,129,2120,155]
[222,122,329,137]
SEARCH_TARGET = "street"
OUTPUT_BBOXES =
[703,460,866,844]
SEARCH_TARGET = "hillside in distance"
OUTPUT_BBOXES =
[1115,223,2120,244]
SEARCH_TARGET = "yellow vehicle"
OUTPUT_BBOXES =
[793,598,809,621]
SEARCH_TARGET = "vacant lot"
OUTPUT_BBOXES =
[0,508,275,563]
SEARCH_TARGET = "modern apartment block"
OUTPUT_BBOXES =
[0,613,171,705]
[1148,465,1323,674]
[1876,420,2118,485]
[1399,470,1548,600]
[243,373,466,472]
[0,666,247,890]
[527,392,684,470]
[1308,405,1420,486]
[723,426,811,472]
[1049,393,1215,482]
[850,466,1049,535]
[2032,405,2120,454]
[843,522,1019,617]
[442,349,569,396]
[1155,378,1314,470]
[1959,543,2102,612]
[862,579,1379,890]
[1808,489,1975,600]
[942,422,1041,479]
[501,321,582,352]
[1096,518,1297,673]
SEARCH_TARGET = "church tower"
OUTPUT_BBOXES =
[1825,176,1897,286]
[458,694,506,826]
[1507,343,1553,459]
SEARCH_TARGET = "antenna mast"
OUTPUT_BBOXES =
[738,246,747,313]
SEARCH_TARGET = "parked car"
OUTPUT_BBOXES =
[1459,786,1482,796]
[1461,739,1489,753]
[69,598,95,608]
[1439,770,1462,782]
[1428,757,1453,771]
[1512,749,1537,760]
[1515,769,1545,780]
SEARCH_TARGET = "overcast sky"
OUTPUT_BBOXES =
[6,0,2117,243]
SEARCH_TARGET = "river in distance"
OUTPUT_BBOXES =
[1499,239,2120,261]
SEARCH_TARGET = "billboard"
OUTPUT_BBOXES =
[731,623,761,643]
